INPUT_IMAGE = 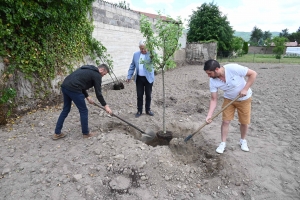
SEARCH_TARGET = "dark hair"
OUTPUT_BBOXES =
[203,59,220,71]
[98,64,110,74]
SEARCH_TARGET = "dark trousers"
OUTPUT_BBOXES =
[136,75,153,113]
[55,87,89,135]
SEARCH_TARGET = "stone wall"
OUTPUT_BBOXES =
[185,42,217,65]
[248,46,288,54]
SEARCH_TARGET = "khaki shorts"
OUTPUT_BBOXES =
[222,97,252,124]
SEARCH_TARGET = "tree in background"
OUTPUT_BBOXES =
[279,28,289,38]
[264,38,272,54]
[242,42,249,54]
[231,36,244,56]
[140,14,183,135]
[249,26,263,45]
[288,32,300,44]
[272,36,288,61]
[118,1,130,9]
[262,31,272,41]
[187,2,234,56]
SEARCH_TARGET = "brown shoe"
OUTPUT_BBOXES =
[52,133,67,140]
[83,132,97,138]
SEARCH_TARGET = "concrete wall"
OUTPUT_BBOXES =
[92,0,187,83]
[92,1,145,83]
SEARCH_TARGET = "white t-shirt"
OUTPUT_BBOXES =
[209,64,252,101]
[138,54,145,76]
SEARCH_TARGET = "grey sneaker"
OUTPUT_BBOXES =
[216,142,226,154]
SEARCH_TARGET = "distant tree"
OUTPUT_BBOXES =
[262,31,272,40]
[242,42,248,54]
[249,26,263,45]
[264,38,272,54]
[297,27,300,32]
[187,2,234,55]
[272,36,288,61]
[118,1,130,9]
[258,38,264,46]
[288,32,300,43]
[279,28,289,38]
[231,36,244,56]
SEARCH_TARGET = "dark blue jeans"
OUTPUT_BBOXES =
[54,87,89,135]
[136,75,153,113]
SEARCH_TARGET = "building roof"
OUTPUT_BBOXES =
[133,10,167,20]
[285,41,298,46]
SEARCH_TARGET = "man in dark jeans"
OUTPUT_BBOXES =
[52,64,112,140]
[126,39,155,118]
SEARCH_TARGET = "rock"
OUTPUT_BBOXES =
[93,149,101,155]
[85,185,95,195]
[2,168,11,175]
[73,174,82,182]
[232,190,239,196]
[109,175,131,193]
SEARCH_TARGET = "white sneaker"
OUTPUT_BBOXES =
[240,139,249,152]
[216,142,226,154]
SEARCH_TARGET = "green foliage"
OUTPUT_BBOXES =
[279,28,289,38]
[0,0,112,103]
[250,26,263,45]
[118,1,130,9]
[242,42,248,54]
[264,38,272,54]
[140,14,184,71]
[0,87,16,118]
[288,31,300,43]
[187,2,234,53]
[231,37,244,52]
[140,13,183,133]
[0,87,16,104]
[262,31,272,40]
[272,36,289,59]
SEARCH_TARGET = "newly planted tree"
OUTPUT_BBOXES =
[140,14,183,137]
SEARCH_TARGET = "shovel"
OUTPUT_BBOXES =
[93,102,155,138]
[184,95,241,142]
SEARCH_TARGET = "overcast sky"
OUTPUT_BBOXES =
[106,0,300,33]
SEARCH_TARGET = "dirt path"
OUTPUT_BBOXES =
[0,63,299,200]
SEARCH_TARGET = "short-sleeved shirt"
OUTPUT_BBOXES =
[138,54,145,76]
[209,64,252,101]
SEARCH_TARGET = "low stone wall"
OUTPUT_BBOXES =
[248,46,288,54]
[185,42,217,65]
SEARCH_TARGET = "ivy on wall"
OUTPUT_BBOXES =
[0,0,112,115]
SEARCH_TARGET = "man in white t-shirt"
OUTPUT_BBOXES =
[204,59,257,154]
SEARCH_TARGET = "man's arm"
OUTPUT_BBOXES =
[240,69,257,96]
[206,92,218,123]
[126,53,137,81]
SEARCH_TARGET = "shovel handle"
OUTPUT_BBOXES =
[93,102,146,134]
[184,95,241,142]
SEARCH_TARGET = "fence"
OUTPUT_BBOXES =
[217,52,300,64]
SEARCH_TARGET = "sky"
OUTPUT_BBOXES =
[106,0,300,33]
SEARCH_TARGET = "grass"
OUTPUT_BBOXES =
[217,53,300,64]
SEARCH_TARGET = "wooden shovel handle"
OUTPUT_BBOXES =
[192,95,241,136]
